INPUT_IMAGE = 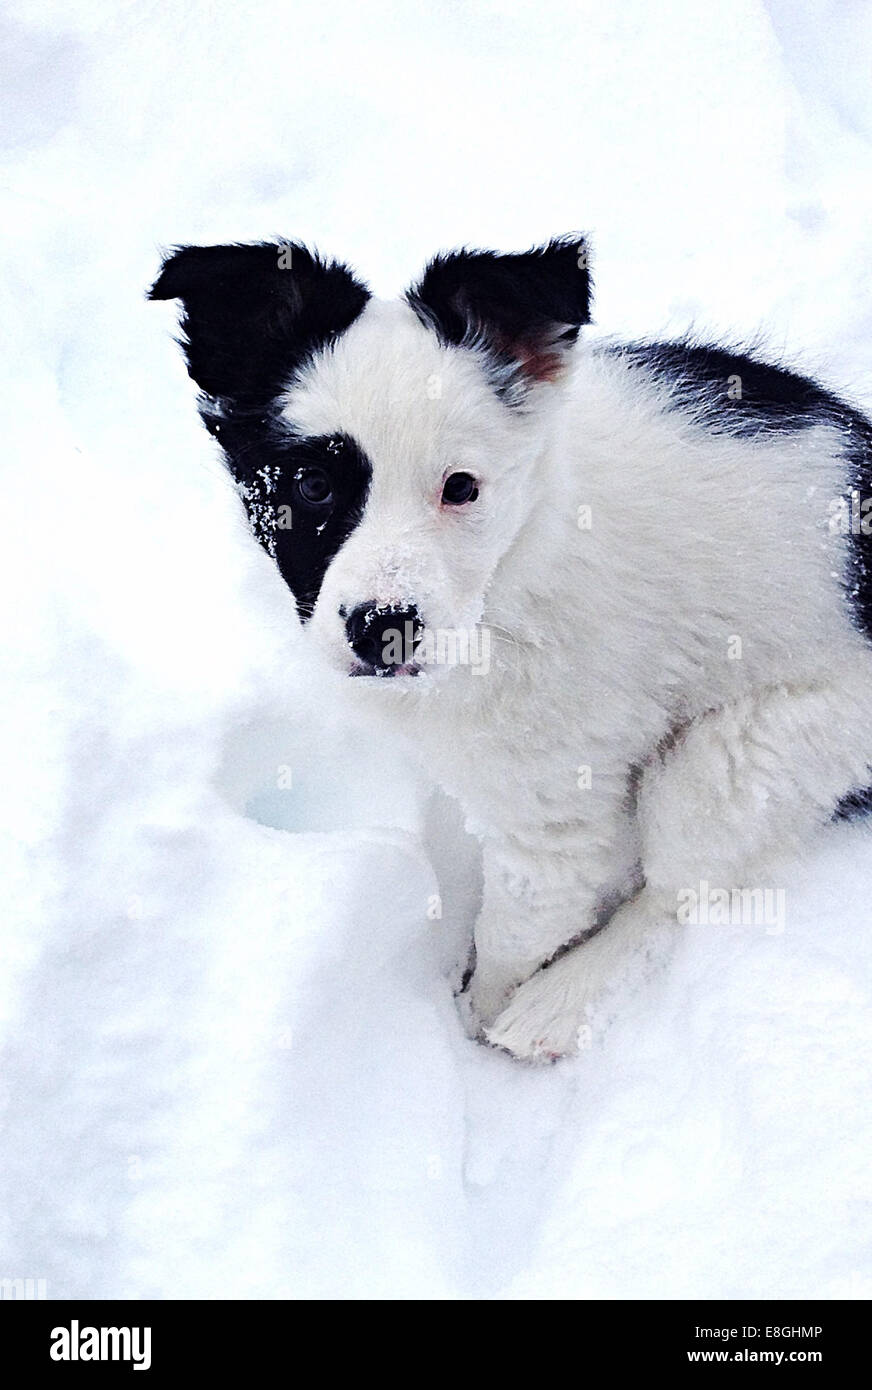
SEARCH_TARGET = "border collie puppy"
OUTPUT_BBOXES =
[150,237,872,1061]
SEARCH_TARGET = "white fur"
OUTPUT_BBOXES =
[283,299,872,1061]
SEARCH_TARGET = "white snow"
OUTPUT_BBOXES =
[1,0,871,1299]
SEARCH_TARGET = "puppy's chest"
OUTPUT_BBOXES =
[392,671,650,826]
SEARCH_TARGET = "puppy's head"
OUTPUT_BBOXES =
[150,237,591,681]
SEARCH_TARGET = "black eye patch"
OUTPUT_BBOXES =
[211,416,372,620]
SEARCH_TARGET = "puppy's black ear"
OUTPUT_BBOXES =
[406,236,591,388]
[149,242,370,409]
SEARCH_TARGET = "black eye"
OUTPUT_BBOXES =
[442,472,479,505]
[296,468,333,505]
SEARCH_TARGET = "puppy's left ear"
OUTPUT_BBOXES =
[406,236,591,389]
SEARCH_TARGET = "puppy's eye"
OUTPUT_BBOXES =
[442,472,479,505]
[296,468,333,505]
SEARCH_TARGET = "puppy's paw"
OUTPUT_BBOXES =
[483,901,672,1062]
[483,962,591,1063]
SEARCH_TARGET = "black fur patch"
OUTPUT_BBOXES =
[617,339,872,641]
[615,340,850,435]
[214,416,372,619]
[406,236,591,395]
[149,241,370,411]
[834,784,872,820]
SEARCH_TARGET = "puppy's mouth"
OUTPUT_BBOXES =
[348,660,422,678]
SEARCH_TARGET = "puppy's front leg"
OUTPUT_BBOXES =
[487,672,872,1061]
[464,810,639,1032]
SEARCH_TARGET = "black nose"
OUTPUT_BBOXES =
[345,603,422,671]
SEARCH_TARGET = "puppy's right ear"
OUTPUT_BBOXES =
[149,242,370,410]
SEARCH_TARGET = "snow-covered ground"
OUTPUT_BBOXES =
[2,0,871,1299]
